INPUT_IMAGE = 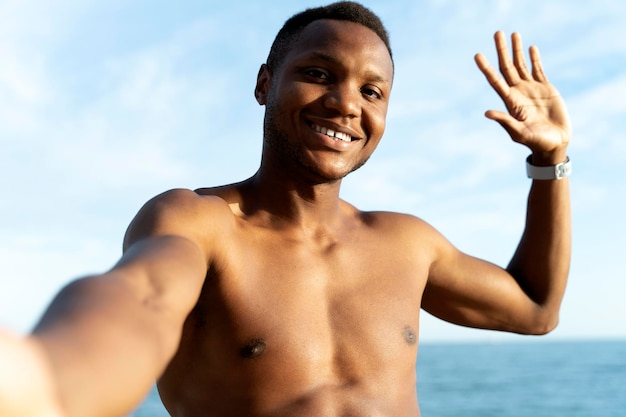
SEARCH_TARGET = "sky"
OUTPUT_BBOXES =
[1,0,625,343]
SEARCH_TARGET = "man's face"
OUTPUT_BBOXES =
[256,19,393,183]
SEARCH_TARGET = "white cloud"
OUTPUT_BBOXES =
[568,75,626,156]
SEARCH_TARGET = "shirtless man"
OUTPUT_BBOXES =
[0,2,571,416]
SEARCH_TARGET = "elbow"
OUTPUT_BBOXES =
[521,311,560,336]
[528,319,558,336]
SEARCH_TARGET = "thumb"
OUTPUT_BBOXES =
[485,110,525,143]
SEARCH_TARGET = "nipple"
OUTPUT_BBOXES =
[239,338,267,359]
[403,326,417,345]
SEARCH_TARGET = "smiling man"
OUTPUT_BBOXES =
[0,2,571,417]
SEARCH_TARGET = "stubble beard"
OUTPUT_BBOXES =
[263,109,369,184]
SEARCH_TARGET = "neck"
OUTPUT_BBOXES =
[239,163,346,231]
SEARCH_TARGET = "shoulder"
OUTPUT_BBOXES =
[359,209,436,236]
[144,188,234,217]
[356,208,455,261]
[123,188,235,251]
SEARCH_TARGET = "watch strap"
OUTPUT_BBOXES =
[526,155,572,180]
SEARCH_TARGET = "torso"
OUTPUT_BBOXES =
[156,186,433,416]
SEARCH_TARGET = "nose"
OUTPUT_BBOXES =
[322,82,361,118]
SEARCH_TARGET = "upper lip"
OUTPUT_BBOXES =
[307,119,363,141]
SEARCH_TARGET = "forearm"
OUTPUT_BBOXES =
[507,153,571,327]
[33,274,182,417]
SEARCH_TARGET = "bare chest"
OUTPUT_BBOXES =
[161,225,427,414]
[195,227,426,363]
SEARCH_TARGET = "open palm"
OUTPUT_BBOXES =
[475,31,571,157]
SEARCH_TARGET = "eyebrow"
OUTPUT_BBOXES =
[307,51,390,84]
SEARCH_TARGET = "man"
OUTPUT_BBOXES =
[0,2,571,416]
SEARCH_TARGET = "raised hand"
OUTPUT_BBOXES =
[475,31,571,163]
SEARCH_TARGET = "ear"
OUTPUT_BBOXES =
[254,64,271,105]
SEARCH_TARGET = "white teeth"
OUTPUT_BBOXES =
[312,124,352,142]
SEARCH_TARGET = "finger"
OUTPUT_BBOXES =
[494,31,521,86]
[511,32,532,80]
[529,45,548,82]
[474,53,511,98]
[484,110,526,143]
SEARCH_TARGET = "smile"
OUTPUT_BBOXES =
[311,123,353,142]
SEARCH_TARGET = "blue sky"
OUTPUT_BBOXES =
[1,0,625,342]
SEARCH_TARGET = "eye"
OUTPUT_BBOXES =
[361,86,382,100]
[303,68,329,80]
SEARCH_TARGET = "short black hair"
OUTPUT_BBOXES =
[266,1,393,71]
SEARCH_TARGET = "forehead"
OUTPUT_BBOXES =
[284,19,393,81]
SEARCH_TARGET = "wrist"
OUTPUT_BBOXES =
[529,148,568,166]
[526,154,571,180]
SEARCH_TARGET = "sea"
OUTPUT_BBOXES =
[129,339,626,417]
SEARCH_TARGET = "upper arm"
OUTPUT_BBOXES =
[37,189,221,349]
[111,234,207,332]
[115,188,230,325]
[31,189,231,417]
[421,226,550,335]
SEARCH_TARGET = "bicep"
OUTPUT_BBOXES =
[118,188,216,321]
[30,190,217,416]
[36,235,208,352]
[37,188,213,367]
[113,234,208,324]
[422,238,545,334]
[31,236,208,417]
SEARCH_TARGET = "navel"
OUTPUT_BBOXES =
[403,326,417,345]
[239,338,267,359]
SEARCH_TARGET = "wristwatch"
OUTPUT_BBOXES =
[526,155,572,180]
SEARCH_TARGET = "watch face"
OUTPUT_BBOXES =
[558,157,572,179]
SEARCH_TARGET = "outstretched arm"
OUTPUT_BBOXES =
[34,235,207,417]
[423,32,571,334]
[0,190,211,417]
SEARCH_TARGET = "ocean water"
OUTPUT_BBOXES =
[129,339,626,416]
[416,339,626,417]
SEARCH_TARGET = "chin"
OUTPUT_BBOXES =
[301,158,369,184]
[264,129,370,183]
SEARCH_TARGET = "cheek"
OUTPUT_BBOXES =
[266,86,312,128]
[367,107,387,140]
[292,86,324,110]
[273,80,316,105]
